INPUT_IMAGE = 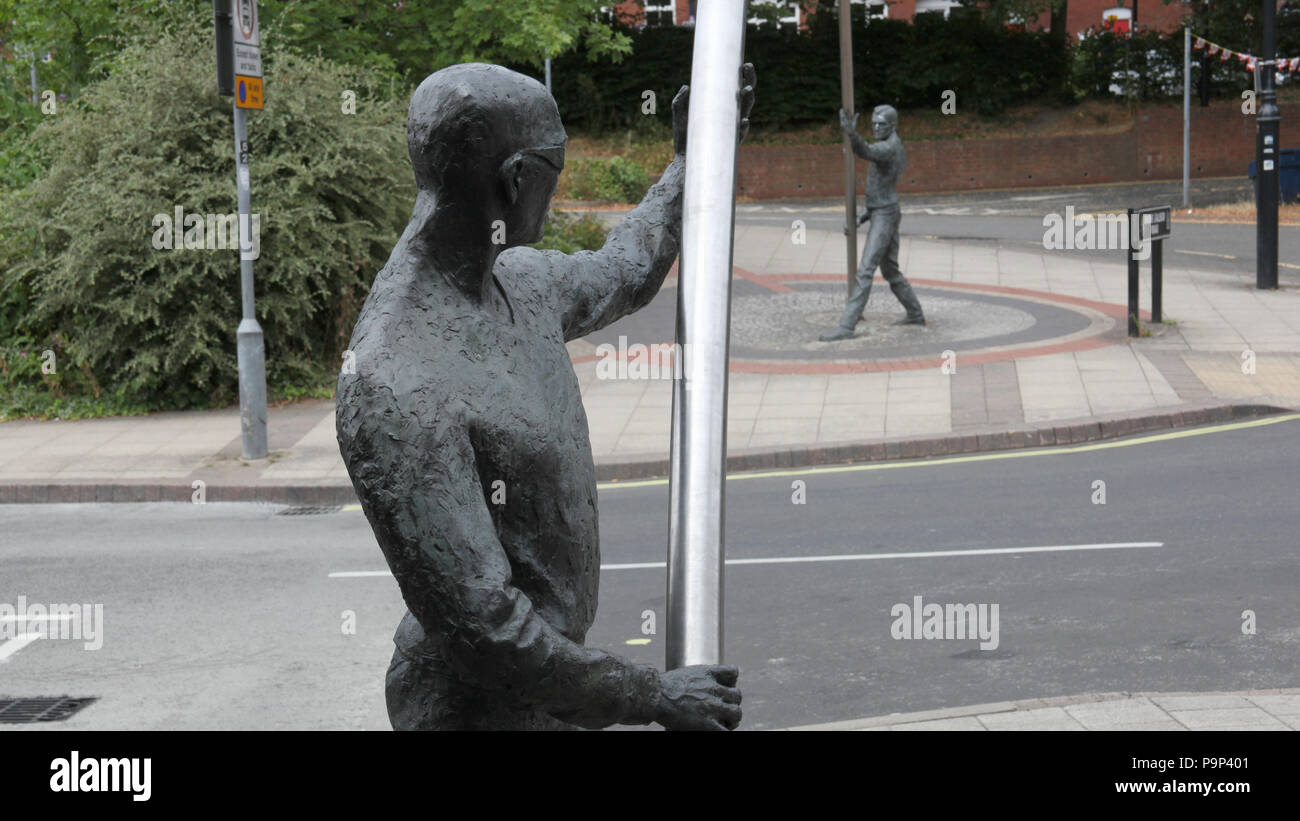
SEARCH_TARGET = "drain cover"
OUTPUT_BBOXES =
[276,505,341,516]
[0,696,97,723]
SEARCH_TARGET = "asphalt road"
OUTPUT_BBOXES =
[729,178,1300,281]
[2,415,1298,730]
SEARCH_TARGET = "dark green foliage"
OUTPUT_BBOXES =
[0,16,412,411]
[540,8,1069,132]
[532,210,610,254]
[565,156,651,203]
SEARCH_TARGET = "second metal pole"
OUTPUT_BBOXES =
[839,0,857,295]
[1183,26,1190,209]
[233,103,268,459]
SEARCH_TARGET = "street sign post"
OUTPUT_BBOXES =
[1127,205,1172,336]
[214,0,268,459]
[232,0,263,111]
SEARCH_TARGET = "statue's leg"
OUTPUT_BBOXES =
[880,211,925,325]
[821,212,889,340]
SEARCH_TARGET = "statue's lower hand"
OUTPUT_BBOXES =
[655,664,742,731]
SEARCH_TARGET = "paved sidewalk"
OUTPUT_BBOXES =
[2,224,1299,501]
[787,689,1300,731]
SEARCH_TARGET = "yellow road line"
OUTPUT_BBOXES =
[333,414,1299,500]
[595,413,1300,490]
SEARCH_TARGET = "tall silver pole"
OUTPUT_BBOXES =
[1183,27,1190,208]
[839,0,857,295]
[233,103,268,459]
[665,0,746,670]
[29,53,39,105]
[545,57,552,93]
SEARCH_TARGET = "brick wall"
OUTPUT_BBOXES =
[735,102,1299,199]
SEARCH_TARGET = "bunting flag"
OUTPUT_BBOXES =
[1190,32,1298,74]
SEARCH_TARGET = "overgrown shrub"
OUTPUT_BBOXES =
[0,16,411,411]
[563,155,651,202]
[532,210,610,253]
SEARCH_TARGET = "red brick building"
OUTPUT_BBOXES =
[611,1,1190,36]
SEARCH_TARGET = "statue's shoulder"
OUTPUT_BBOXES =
[495,245,565,317]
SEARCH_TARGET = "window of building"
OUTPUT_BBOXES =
[849,0,890,21]
[644,1,676,27]
[748,0,802,28]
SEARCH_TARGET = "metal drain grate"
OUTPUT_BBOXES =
[276,505,341,516]
[0,696,97,723]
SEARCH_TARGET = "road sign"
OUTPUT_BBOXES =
[234,43,261,79]
[235,75,263,110]
[1136,205,1172,240]
[233,0,259,47]
[232,0,262,109]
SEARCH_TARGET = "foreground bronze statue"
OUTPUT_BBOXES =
[336,63,754,730]
[820,104,925,341]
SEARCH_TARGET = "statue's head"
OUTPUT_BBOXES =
[407,63,567,245]
[871,105,898,140]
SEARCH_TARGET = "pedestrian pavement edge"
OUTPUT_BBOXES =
[0,401,1291,504]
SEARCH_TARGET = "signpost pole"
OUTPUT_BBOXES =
[1127,208,1139,338]
[1151,236,1163,324]
[1183,27,1190,209]
[217,0,268,458]
[233,104,268,459]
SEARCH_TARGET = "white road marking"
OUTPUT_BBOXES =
[0,634,43,663]
[329,541,1163,578]
[1176,248,1236,259]
[0,615,79,662]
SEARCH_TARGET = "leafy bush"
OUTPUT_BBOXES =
[0,16,411,411]
[563,156,651,202]
[532,210,610,253]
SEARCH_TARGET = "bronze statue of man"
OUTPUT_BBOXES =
[336,63,754,730]
[820,104,925,341]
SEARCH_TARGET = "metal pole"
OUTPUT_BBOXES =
[838,0,857,296]
[545,57,552,93]
[1127,208,1140,338]
[29,53,38,105]
[1256,0,1280,290]
[1152,238,1163,324]
[1183,27,1190,208]
[665,0,746,671]
[233,103,268,458]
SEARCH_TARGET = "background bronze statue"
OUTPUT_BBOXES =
[820,104,926,341]
[336,62,755,730]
